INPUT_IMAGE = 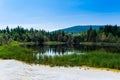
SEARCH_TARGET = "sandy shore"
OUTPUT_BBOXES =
[0,60,120,80]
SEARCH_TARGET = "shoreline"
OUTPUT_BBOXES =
[30,64,120,73]
[80,42,120,46]
[1,59,120,72]
[0,60,120,80]
[80,66,120,73]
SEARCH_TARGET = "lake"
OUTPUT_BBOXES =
[23,44,120,57]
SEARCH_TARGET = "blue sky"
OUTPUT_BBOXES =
[0,0,120,31]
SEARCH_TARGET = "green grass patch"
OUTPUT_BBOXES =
[44,41,65,45]
[80,42,120,46]
[19,42,38,45]
[0,42,35,63]
[37,51,120,70]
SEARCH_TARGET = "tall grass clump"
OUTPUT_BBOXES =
[84,51,120,69]
[37,51,120,70]
[0,42,36,63]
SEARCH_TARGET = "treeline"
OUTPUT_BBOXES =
[0,26,73,45]
[0,25,120,45]
[0,26,48,44]
[73,25,120,43]
[88,25,120,42]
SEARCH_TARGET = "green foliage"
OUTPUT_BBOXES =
[0,43,34,63]
[86,25,120,42]
[0,25,120,45]
[37,51,120,70]
[87,27,97,41]
[44,41,65,45]
[73,34,84,44]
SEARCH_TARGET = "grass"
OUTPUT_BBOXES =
[0,42,35,63]
[80,42,120,46]
[19,41,65,45]
[0,42,120,70]
[37,51,120,70]
[44,41,65,45]
[19,42,37,45]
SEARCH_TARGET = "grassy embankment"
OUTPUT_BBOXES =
[19,41,120,46]
[44,41,65,45]
[37,51,120,70]
[0,42,35,63]
[80,42,120,46]
[0,42,120,70]
[19,41,65,45]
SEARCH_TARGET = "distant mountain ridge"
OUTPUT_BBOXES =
[55,25,103,34]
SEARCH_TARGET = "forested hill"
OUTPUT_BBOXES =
[55,25,103,34]
[0,25,120,45]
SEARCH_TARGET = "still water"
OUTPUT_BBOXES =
[23,44,120,56]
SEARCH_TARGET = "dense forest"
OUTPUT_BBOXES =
[0,25,120,45]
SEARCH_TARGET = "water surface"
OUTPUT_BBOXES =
[23,44,120,56]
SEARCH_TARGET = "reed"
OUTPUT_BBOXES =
[37,51,120,70]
